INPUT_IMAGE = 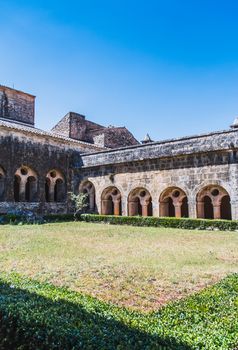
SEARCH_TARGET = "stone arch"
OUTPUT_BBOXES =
[191,180,231,205]
[46,169,66,203]
[159,187,188,218]
[128,187,152,216]
[196,185,232,220]
[14,166,38,202]
[101,186,121,215]
[79,180,96,212]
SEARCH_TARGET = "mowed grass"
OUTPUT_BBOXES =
[0,222,237,311]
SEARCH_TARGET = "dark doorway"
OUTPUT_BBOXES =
[204,196,214,219]
[14,175,20,202]
[148,200,153,216]
[181,197,189,217]
[54,179,65,202]
[25,176,36,202]
[168,197,175,217]
[221,195,232,220]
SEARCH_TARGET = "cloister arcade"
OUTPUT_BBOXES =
[82,182,232,220]
[45,170,66,203]
[14,166,38,202]
[196,185,232,220]
[101,186,122,215]
[128,188,153,216]
[0,165,67,204]
[79,180,96,212]
[0,163,233,220]
[159,187,188,218]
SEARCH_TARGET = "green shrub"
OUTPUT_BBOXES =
[0,214,22,225]
[0,213,78,225]
[80,214,238,231]
[0,273,237,349]
[2,212,238,231]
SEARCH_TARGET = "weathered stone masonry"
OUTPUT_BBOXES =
[0,85,35,126]
[77,131,238,220]
[0,85,237,220]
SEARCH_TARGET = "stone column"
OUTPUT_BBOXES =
[230,200,238,220]
[121,195,127,216]
[188,199,196,218]
[159,202,168,217]
[113,199,121,216]
[128,201,138,216]
[174,203,182,218]
[49,182,55,202]
[152,200,159,217]
[213,204,221,220]
[19,178,27,202]
[101,199,112,215]
[142,203,148,217]
[197,201,204,218]
[101,199,107,215]
[89,193,95,211]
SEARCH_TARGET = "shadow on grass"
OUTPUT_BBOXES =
[0,279,192,350]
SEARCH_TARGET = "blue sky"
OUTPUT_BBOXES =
[1,1,238,141]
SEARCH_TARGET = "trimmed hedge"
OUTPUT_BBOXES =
[81,214,238,231]
[0,273,237,349]
[1,212,238,231]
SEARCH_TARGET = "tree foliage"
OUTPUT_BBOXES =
[69,192,89,217]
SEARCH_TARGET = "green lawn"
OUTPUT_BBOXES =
[0,222,237,311]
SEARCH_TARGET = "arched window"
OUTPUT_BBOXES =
[128,188,152,216]
[79,180,96,212]
[159,187,188,218]
[0,166,5,201]
[14,166,38,202]
[45,170,66,203]
[101,187,121,215]
[197,185,231,220]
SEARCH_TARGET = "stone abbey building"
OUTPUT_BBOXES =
[0,84,238,220]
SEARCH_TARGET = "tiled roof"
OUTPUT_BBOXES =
[0,118,104,151]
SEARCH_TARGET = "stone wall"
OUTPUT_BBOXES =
[91,127,140,148]
[51,112,139,148]
[76,129,238,220]
[1,84,237,220]
[80,128,238,167]
[0,123,102,214]
[76,150,238,219]
[0,129,72,214]
[0,86,35,126]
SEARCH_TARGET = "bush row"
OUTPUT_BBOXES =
[81,214,238,231]
[0,272,237,349]
[1,212,238,231]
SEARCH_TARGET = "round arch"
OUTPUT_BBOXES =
[101,186,121,215]
[45,169,66,202]
[159,186,188,218]
[14,166,38,202]
[128,187,152,216]
[79,180,96,212]
[196,185,231,220]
